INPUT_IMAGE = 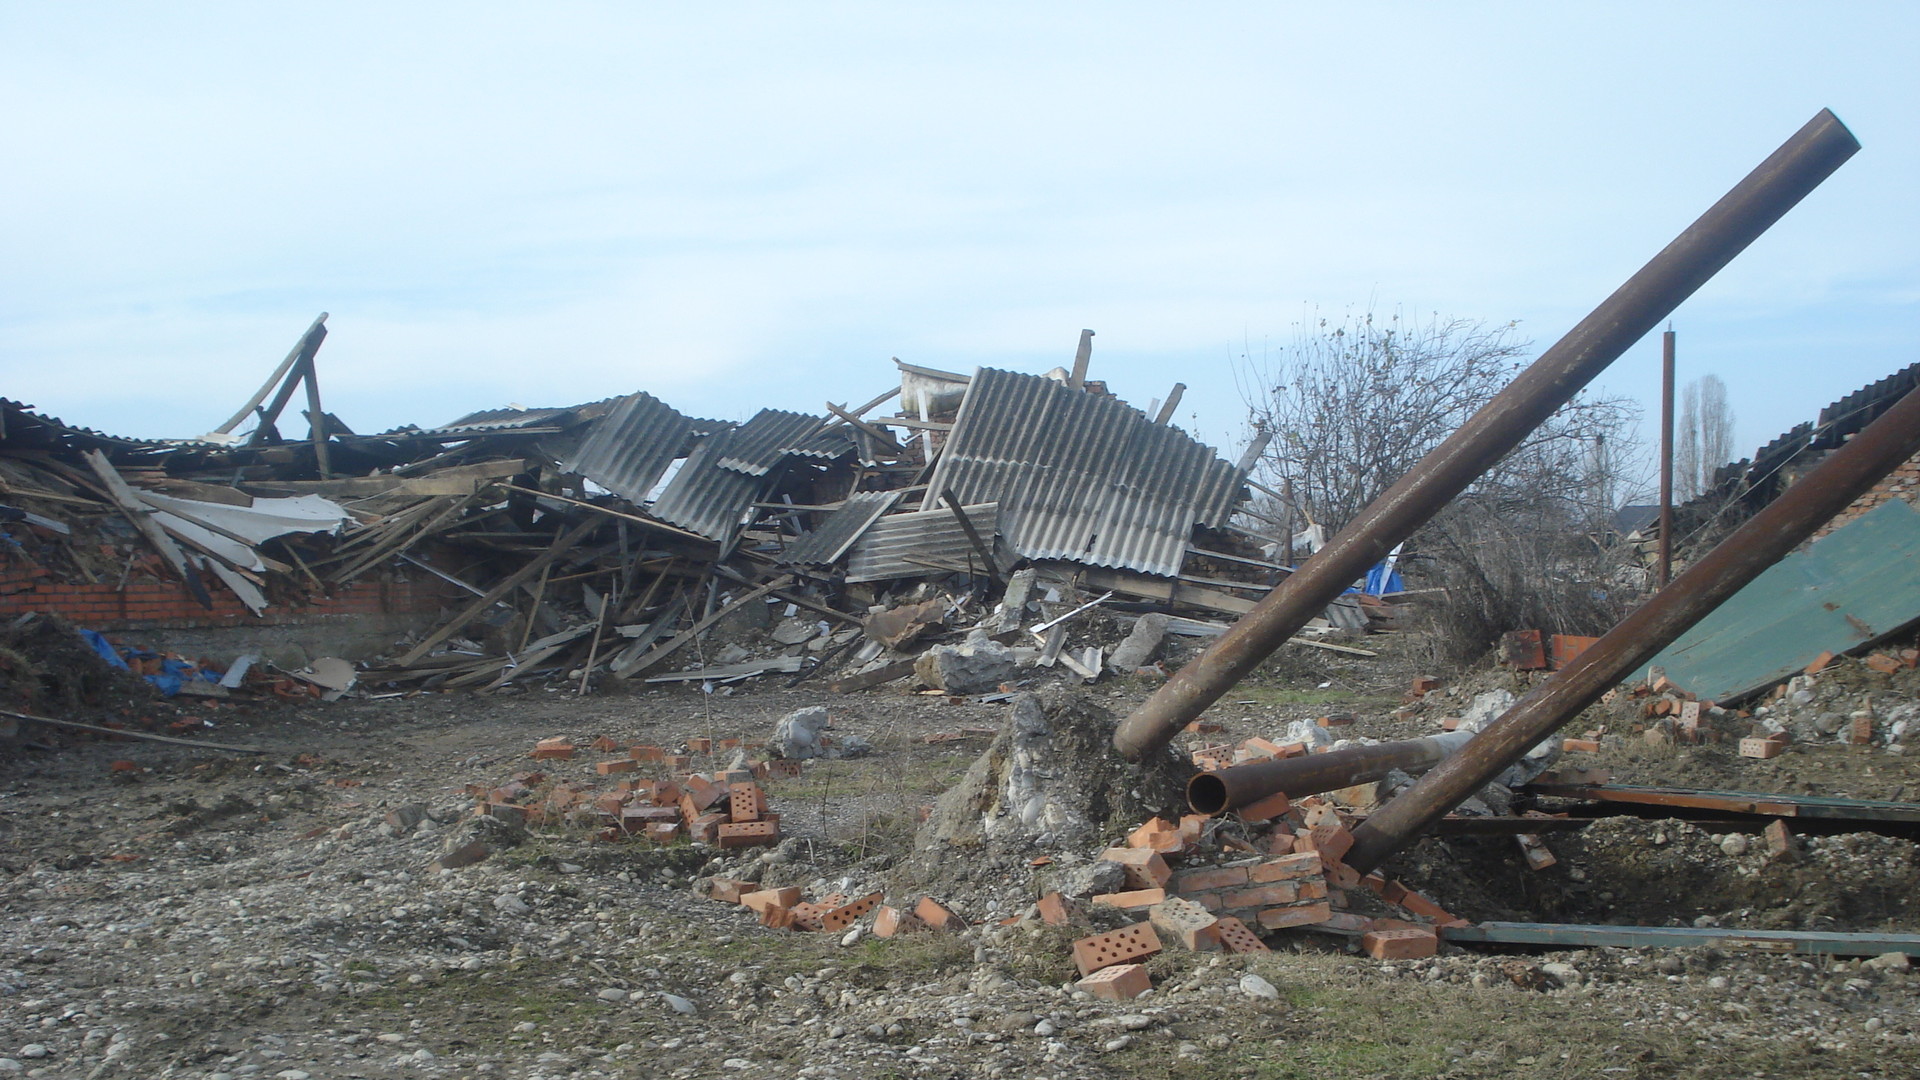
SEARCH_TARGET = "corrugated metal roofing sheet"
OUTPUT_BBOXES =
[923,368,1248,578]
[647,428,762,542]
[779,490,902,566]
[715,409,839,476]
[1637,497,1920,701]
[419,405,585,436]
[558,392,693,504]
[845,502,1002,583]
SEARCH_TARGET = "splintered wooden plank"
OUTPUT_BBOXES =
[83,450,214,608]
[394,518,600,667]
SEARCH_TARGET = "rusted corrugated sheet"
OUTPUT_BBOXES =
[845,502,1001,583]
[779,490,902,566]
[558,392,693,504]
[1638,497,1920,701]
[923,368,1246,578]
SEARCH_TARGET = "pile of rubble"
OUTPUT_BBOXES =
[0,323,1404,705]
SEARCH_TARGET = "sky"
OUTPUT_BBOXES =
[2,3,1914,498]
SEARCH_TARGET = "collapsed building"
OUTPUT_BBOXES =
[1,323,1372,694]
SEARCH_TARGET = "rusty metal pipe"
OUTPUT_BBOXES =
[1113,108,1860,761]
[1188,731,1474,815]
[1346,378,1920,875]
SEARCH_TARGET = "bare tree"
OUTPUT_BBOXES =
[1674,374,1737,500]
[1238,307,1645,666]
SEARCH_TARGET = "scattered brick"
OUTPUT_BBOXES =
[1739,737,1785,759]
[728,782,766,822]
[1076,962,1151,1000]
[708,877,754,904]
[1850,714,1875,745]
[590,736,620,752]
[872,905,925,937]
[629,745,664,761]
[1561,738,1601,753]
[1765,819,1799,861]
[1100,846,1173,889]
[1214,915,1268,953]
[822,892,884,933]
[688,811,728,843]
[1295,822,1354,864]
[914,896,957,930]
[529,737,575,760]
[431,840,493,872]
[1036,892,1069,926]
[741,887,801,913]
[1866,653,1903,674]
[1221,883,1300,909]
[1236,790,1292,822]
[766,758,804,779]
[1395,889,1453,922]
[1128,816,1186,854]
[1804,650,1836,674]
[717,820,779,848]
[1363,927,1439,960]
[688,737,713,753]
[1149,897,1221,951]
[594,759,637,775]
[1072,922,1163,976]
[1092,888,1167,911]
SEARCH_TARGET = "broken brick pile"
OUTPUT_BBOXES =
[460,734,803,848]
[706,878,962,938]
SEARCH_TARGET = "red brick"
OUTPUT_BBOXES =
[821,892,884,932]
[681,774,725,811]
[643,822,680,844]
[1804,650,1836,674]
[766,758,803,779]
[1128,816,1186,854]
[688,737,713,753]
[1213,915,1269,953]
[1850,714,1875,745]
[1294,822,1354,864]
[1220,882,1299,909]
[717,820,779,848]
[1100,846,1172,889]
[1076,962,1150,1000]
[595,758,637,775]
[1395,889,1453,921]
[728,782,766,822]
[1255,901,1333,929]
[1092,888,1167,911]
[1149,897,1221,951]
[629,745,664,761]
[688,811,728,843]
[1071,923,1163,976]
[914,896,957,930]
[707,877,753,903]
[1237,790,1292,822]
[1036,892,1069,926]
[1739,737,1784,759]
[1765,819,1799,861]
[1249,852,1323,882]
[1561,738,1601,753]
[1170,864,1249,893]
[529,738,575,760]
[1866,653,1903,675]
[590,736,620,752]
[872,905,925,937]
[1362,927,1439,960]
[741,887,801,913]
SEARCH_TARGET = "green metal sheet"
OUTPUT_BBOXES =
[1442,921,1920,956]
[1636,497,1920,701]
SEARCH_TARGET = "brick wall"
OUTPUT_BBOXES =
[0,560,465,632]
[1811,449,1920,542]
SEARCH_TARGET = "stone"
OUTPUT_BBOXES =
[1108,613,1169,671]
[1719,833,1750,856]
[596,987,629,1002]
[1541,962,1583,985]
[914,637,1018,696]
[1239,973,1279,1000]
[661,993,698,1015]
[1864,952,1911,971]
[773,707,832,760]
[17,1047,47,1061]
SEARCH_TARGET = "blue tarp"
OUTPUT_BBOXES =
[77,628,223,697]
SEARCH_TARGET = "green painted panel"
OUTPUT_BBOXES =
[1637,498,1920,701]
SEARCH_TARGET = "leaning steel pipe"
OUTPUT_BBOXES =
[1112,108,1860,761]
[1187,731,1474,815]
[1345,378,1920,875]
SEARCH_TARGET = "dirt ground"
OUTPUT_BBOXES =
[5,630,1920,1080]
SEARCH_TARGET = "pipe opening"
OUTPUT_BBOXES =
[1187,772,1230,816]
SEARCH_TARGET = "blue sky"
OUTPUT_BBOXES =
[2,3,1914,494]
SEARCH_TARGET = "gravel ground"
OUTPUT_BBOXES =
[4,649,1920,1079]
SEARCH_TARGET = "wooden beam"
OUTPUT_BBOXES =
[612,575,793,680]
[828,658,919,693]
[82,450,214,609]
[393,518,600,667]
